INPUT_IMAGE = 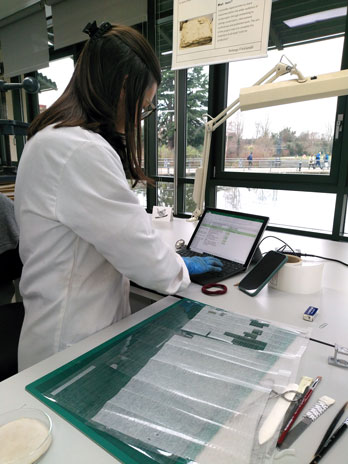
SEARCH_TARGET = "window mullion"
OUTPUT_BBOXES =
[332,12,348,238]
[145,0,157,212]
[174,69,186,215]
[205,63,228,208]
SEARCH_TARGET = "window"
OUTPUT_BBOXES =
[186,66,209,178]
[38,56,74,111]
[224,38,344,176]
[151,2,348,238]
[157,181,174,207]
[209,36,348,237]
[132,182,147,207]
[216,187,336,233]
[157,67,175,177]
[15,1,347,240]
[344,200,348,237]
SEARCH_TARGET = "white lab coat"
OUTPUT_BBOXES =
[14,125,190,370]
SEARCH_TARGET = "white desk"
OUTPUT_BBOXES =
[153,218,348,347]
[0,297,178,464]
[2,217,348,464]
[153,217,348,290]
[1,296,347,464]
[177,283,348,347]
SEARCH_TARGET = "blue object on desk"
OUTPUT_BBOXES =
[182,256,223,275]
[303,306,319,321]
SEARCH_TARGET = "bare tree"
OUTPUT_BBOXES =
[226,115,244,158]
[255,117,271,138]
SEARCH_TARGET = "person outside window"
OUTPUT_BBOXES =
[315,151,322,169]
[308,154,315,169]
[247,151,253,169]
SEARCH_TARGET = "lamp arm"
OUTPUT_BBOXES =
[190,125,212,221]
[189,59,302,221]
[189,104,240,221]
[253,62,291,86]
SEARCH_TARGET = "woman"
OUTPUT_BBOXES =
[14,22,221,370]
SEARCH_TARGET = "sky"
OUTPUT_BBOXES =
[38,57,74,108]
[226,36,344,138]
[38,36,344,139]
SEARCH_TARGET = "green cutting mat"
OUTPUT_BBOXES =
[26,298,302,464]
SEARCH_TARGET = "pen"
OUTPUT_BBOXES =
[309,416,348,463]
[277,376,322,447]
[313,400,348,456]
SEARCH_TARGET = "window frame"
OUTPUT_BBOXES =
[203,27,348,240]
[148,7,348,241]
[7,0,348,241]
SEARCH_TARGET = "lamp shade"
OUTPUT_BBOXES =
[239,69,348,111]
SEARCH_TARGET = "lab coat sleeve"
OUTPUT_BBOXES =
[55,140,190,294]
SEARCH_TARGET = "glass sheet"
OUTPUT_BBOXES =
[26,299,310,464]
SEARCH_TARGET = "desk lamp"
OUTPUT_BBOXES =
[189,56,348,221]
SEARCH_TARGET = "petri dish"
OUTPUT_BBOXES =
[0,407,52,464]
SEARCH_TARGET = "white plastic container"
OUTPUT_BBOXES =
[0,407,52,464]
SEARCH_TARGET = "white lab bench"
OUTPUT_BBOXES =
[132,217,348,347]
[3,217,348,463]
[0,296,347,464]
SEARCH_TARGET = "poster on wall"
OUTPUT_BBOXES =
[172,0,272,70]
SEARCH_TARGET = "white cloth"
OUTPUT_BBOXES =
[14,125,190,370]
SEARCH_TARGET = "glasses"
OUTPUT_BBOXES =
[140,102,156,120]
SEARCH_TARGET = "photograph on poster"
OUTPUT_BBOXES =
[180,14,213,49]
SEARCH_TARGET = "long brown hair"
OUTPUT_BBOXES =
[28,24,161,185]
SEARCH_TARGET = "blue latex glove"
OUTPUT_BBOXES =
[182,256,223,275]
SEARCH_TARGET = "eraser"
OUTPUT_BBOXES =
[303,306,319,321]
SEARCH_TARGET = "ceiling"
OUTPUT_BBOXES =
[269,0,347,49]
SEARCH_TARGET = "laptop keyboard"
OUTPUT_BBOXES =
[177,248,201,258]
[177,248,244,284]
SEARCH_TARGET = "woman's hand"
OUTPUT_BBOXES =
[182,256,223,275]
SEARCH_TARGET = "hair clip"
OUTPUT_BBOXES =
[82,21,112,40]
